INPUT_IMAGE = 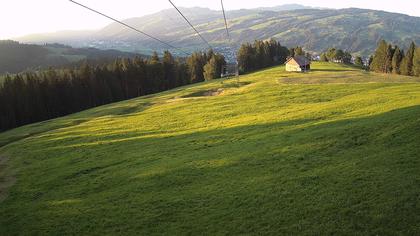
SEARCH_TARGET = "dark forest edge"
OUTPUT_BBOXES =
[0,50,226,132]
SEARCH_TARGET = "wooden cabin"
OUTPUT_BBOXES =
[285,56,311,72]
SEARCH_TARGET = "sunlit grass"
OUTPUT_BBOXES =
[0,62,419,235]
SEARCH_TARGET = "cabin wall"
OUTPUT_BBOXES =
[286,64,302,72]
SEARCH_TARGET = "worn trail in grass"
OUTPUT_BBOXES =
[0,62,419,235]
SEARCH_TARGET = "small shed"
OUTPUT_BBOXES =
[285,56,311,72]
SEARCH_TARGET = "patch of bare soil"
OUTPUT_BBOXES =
[182,88,224,98]
[0,156,16,202]
[203,88,224,96]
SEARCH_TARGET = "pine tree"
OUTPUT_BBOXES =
[147,52,163,93]
[206,48,215,62]
[294,47,304,56]
[162,51,175,89]
[203,56,218,81]
[289,48,295,58]
[203,54,226,81]
[187,52,206,83]
[320,53,328,62]
[386,44,394,73]
[370,40,391,73]
[150,51,160,64]
[401,42,416,76]
[413,47,420,77]
[391,46,403,74]
[254,40,266,69]
[237,43,255,73]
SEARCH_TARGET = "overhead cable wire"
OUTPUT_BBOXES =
[221,0,230,38]
[168,0,212,49]
[220,0,239,76]
[68,0,189,56]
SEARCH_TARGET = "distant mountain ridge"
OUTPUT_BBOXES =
[16,4,420,56]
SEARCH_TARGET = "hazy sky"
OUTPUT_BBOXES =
[1,0,420,39]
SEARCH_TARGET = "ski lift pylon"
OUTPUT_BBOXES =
[221,62,239,78]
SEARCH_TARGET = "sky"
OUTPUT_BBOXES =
[1,0,420,39]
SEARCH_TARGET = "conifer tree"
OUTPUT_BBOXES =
[370,40,391,73]
[391,46,403,74]
[203,54,226,81]
[237,43,256,73]
[386,44,394,73]
[413,47,420,77]
[187,52,206,83]
[150,51,160,64]
[148,52,163,93]
[320,53,328,62]
[401,42,415,75]
[162,51,175,89]
[294,47,304,56]
[289,48,295,58]
[204,56,218,81]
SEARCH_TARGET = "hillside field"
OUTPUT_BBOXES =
[0,62,419,235]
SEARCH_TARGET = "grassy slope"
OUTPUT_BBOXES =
[0,62,419,235]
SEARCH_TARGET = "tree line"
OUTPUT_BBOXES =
[237,39,290,73]
[320,48,353,64]
[0,50,225,132]
[370,40,420,76]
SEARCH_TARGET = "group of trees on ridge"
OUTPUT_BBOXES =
[0,50,226,132]
[237,39,290,74]
[370,40,420,76]
[320,48,353,65]
[237,40,370,74]
[316,40,420,76]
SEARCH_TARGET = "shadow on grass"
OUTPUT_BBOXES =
[42,105,420,156]
[2,105,420,235]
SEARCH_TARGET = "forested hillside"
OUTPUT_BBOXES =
[0,40,144,74]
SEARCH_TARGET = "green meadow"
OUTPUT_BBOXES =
[0,62,419,235]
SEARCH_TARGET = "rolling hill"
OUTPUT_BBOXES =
[1,63,419,234]
[0,40,145,74]
[17,5,420,56]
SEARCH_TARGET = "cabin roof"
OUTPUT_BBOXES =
[285,56,311,66]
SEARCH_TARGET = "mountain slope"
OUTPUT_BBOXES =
[0,41,144,74]
[1,63,420,234]
[17,6,420,56]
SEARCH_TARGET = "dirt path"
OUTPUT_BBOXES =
[0,155,16,202]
